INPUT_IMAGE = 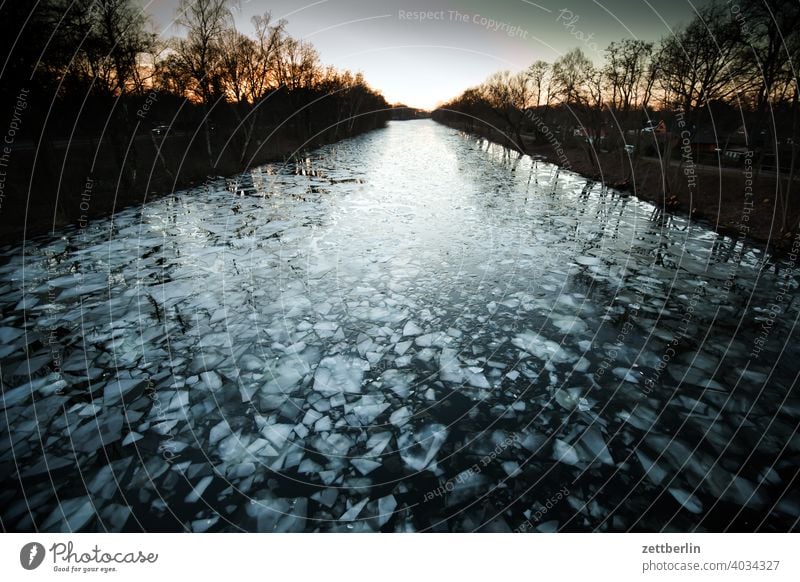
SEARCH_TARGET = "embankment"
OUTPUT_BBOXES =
[434,118,799,250]
[0,117,388,245]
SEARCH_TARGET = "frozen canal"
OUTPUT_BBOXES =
[1,120,798,532]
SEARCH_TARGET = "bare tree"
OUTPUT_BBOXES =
[481,70,530,151]
[92,0,153,95]
[526,60,551,109]
[604,39,653,113]
[733,0,800,231]
[175,0,231,102]
[6,1,163,101]
[551,48,593,107]
[217,30,246,102]
[739,0,800,133]
[246,13,286,102]
[551,48,600,171]
[275,37,320,91]
[656,2,751,124]
[273,36,321,136]
[175,0,232,160]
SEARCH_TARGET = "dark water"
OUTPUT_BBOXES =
[1,119,798,532]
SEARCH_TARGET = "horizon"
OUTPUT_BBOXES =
[139,0,711,110]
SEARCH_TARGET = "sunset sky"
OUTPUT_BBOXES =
[141,0,711,110]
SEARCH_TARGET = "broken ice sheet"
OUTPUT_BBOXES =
[365,431,393,457]
[247,495,307,532]
[351,458,381,475]
[668,488,703,514]
[382,370,415,398]
[398,424,448,472]
[185,476,213,503]
[376,495,397,527]
[313,355,368,396]
[512,332,574,363]
[554,388,590,411]
[552,439,581,467]
[574,427,614,466]
[402,321,423,336]
[42,497,96,532]
[389,406,412,427]
[0,118,797,533]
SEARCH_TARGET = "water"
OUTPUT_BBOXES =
[1,120,798,532]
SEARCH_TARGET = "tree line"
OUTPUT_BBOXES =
[0,0,390,236]
[432,0,800,231]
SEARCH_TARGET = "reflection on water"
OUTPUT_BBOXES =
[0,120,798,532]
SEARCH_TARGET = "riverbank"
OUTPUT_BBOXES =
[0,119,389,246]
[434,118,799,250]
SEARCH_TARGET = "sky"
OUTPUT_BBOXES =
[140,0,710,110]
